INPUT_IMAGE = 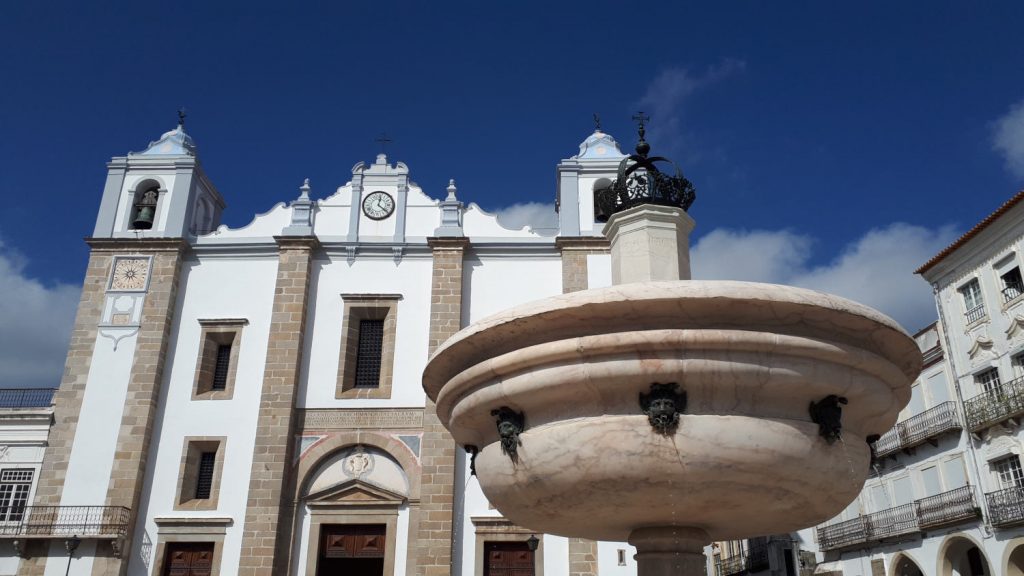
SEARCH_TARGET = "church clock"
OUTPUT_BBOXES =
[362,191,395,220]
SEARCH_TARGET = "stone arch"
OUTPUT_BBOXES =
[937,533,993,576]
[1004,537,1024,576]
[890,552,924,576]
[294,430,421,502]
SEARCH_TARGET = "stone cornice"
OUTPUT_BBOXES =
[273,235,320,250]
[427,237,471,250]
[85,237,189,253]
[555,236,610,251]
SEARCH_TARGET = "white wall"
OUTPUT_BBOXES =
[299,254,434,408]
[126,255,279,575]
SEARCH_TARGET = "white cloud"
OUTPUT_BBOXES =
[691,223,960,332]
[994,98,1024,179]
[636,59,746,153]
[494,202,558,230]
[0,239,79,388]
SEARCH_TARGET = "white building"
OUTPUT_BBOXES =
[792,192,1024,576]
[6,121,658,576]
[0,388,56,575]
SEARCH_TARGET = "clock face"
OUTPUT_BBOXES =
[362,191,395,220]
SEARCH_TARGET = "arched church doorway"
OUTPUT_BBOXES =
[1008,542,1024,576]
[939,536,992,576]
[297,444,411,576]
[892,554,923,576]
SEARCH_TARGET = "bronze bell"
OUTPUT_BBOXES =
[132,206,155,229]
[132,188,159,230]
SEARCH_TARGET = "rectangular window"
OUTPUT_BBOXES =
[175,437,225,511]
[994,455,1024,489]
[193,319,246,400]
[617,549,627,566]
[354,319,385,388]
[943,455,968,489]
[921,466,942,497]
[0,469,32,522]
[1002,267,1024,303]
[194,452,216,500]
[1013,353,1024,380]
[975,368,1001,396]
[960,279,985,323]
[337,295,401,399]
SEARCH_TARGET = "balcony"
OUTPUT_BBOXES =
[964,376,1024,433]
[986,486,1024,528]
[0,388,56,409]
[965,304,986,324]
[917,485,982,529]
[0,505,129,538]
[714,541,771,576]
[871,402,962,459]
[817,486,981,551]
[1003,281,1024,304]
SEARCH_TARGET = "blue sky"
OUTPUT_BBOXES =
[2,2,1024,385]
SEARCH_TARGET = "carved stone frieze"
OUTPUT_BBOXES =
[300,408,424,431]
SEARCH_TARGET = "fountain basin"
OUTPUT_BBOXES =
[422,281,921,542]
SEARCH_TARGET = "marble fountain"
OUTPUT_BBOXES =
[422,129,921,576]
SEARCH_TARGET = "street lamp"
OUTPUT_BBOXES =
[526,534,539,552]
[64,535,80,576]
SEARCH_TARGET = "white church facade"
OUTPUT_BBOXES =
[5,121,648,576]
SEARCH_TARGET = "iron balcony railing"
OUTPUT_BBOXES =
[1003,282,1024,303]
[916,485,981,529]
[717,554,746,576]
[964,375,1024,432]
[0,388,55,409]
[0,506,130,537]
[986,486,1024,527]
[871,401,961,458]
[965,304,987,324]
[817,486,981,551]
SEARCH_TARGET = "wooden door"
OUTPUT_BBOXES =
[321,524,386,558]
[484,542,535,576]
[164,542,214,576]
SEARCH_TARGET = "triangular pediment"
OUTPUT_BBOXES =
[306,478,406,506]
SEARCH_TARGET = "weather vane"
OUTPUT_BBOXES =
[177,107,187,128]
[375,132,393,154]
[593,113,601,131]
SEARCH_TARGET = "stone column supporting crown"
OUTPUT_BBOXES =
[602,204,696,284]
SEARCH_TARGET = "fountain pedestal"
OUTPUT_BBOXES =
[629,528,709,576]
[605,204,696,283]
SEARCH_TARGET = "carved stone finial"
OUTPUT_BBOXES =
[491,407,525,463]
[446,179,458,200]
[298,178,311,200]
[639,382,686,435]
[809,395,848,444]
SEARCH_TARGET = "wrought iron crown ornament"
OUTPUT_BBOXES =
[594,112,697,222]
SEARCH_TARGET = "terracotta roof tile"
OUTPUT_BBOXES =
[916,190,1024,275]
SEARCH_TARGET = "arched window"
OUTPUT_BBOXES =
[130,185,160,230]
[593,177,613,221]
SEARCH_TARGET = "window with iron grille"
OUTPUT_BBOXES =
[194,452,216,500]
[975,368,1002,396]
[994,455,1024,489]
[211,344,232,391]
[0,469,33,522]
[354,319,385,388]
